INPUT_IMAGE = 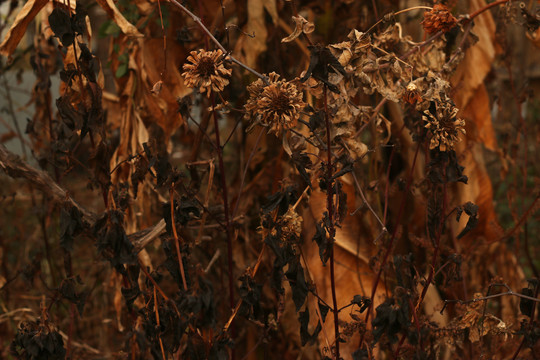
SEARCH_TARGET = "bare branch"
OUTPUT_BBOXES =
[0,144,165,251]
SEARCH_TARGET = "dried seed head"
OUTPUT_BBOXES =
[423,102,466,151]
[181,49,232,95]
[421,4,458,34]
[245,72,305,135]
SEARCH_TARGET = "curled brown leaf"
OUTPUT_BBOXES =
[281,15,315,43]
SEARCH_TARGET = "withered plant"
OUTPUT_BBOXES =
[0,0,539,359]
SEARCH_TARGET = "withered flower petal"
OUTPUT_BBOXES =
[245,72,305,135]
[181,49,232,96]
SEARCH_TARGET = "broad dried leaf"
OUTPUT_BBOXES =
[307,177,371,264]
[0,0,49,57]
[451,0,496,109]
[141,39,190,137]
[461,84,498,151]
[234,0,277,67]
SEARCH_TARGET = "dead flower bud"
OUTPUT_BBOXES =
[181,49,232,95]
[402,82,422,106]
[421,4,458,34]
[207,101,230,113]
[245,72,305,135]
[281,206,303,241]
[151,80,163,95]
[423,102,466,151]
[257,205,302,246]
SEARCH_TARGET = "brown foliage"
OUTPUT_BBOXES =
[0,0,539,359]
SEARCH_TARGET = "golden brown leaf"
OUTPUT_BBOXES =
[0,0,49,57]
[234,0,277,68]
[461,84,498,151]
[451,0,496,109]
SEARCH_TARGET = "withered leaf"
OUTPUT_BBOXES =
[261,186,298,216]
[519,287,535,317]
[285,261,308,311]
[58,277,88,315]
[94,0,143,37]
[0,0,49,57]
[299,307,323,346]
[59,206,85,251]
[281,15,315,43]
[313,218,331,264]
[457,202,479,239]
[49,8,75,46]
[352,295,371,313]
[301,45,346,93]
[291,152,312,187]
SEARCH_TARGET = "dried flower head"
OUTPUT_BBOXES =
[422,4,458,34]
[423,102,465,151]
[245,72,305,135]
[280,206,303,242]
[257,205,302,247]
[181,49,232,95]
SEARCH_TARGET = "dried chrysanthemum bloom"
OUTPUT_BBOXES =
[423,102,466,151]
[181,49,232,95]
[421,4,458,34]
[245,72,305,135]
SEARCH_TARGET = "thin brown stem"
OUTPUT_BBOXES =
[442,287,540,312]
[359,142,421,349]
[417,163,448,309]
[154,287,167,360]
[232,127,265,218]
[170,186,188,291]
[351,171,386,231]
[210,91,236,347]
[468,0,511,20]
[323,86,340,359]
[156,0,167,77]
[223,244,268,332]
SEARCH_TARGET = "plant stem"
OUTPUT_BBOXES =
[231,127,265,218]
[170,186,188,291]
[323,85,340,359]
[468,0,511,20]
[210,91,236,339]
[359,142,421,349]
[417,162,448,308]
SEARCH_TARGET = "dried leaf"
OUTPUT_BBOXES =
[451,0,496,109]
[0,0,49,57]
[282,15,315,43]
[94,0,143,38]
[234,0,275,67]
[461,84,498,151]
